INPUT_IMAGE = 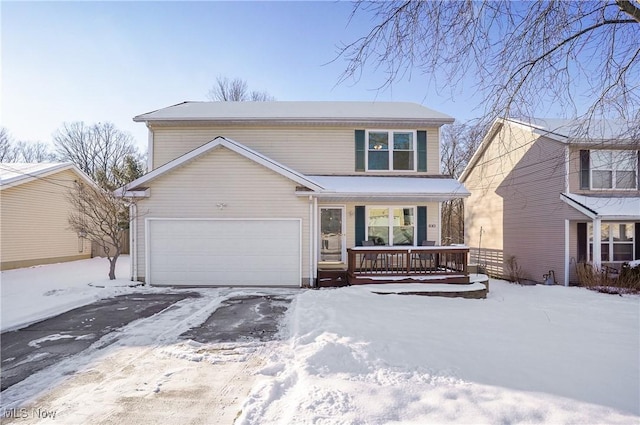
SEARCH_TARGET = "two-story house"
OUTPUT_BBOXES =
[460,118,640,286]
[122,101,470,287]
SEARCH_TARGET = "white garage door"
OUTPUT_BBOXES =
[147,219,301,286]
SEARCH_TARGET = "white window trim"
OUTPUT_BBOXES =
[365,130,417,172]
[590,150,638,191]
[587,222,635,263]
[365,206,417,246]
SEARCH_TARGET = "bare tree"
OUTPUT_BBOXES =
[441,122,486,244]
[207,76,275,101]
[53,122,144,188]
[67,181,136,280]
[0,128,19,162]
[0,127,55,162]
[338,1,640,131]
[14,141,56,162]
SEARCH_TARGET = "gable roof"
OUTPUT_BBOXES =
[459,117,637,183]
[133,101,454,126]
[119,137,326,195]
[0,162,94,190]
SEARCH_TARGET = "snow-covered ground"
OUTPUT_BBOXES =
[1,256,139,332]
[1,259,639,424]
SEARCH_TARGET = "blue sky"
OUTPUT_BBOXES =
[2,1,480,152]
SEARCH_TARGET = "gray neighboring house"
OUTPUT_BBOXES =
[460,118,640,285]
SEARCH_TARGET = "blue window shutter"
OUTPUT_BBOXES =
[417,206,427,244]
[417,131,427,172]
[635,223,639,260]
[355,206,365,246]
[355,130,365,171]
[580,150,590,189]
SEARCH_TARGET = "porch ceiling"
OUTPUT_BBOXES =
[297,175,470,202]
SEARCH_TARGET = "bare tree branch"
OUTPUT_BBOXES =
[206,76,275,101]
[337,1,640,133]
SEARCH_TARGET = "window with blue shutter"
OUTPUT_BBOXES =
[417,131,427,172]
[355,130,365,172]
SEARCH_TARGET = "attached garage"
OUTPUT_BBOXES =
[146,219,301,286]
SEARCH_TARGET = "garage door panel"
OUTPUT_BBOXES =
[148,219,301,286]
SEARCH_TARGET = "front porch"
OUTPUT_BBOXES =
[316,246,471,286]
[347,245,470,285]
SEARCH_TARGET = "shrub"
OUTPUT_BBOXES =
[576,262,640,295]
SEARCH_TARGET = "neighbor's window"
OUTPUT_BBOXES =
[588,223,635,262]
[591,150,637,190]
[367,131,415,171]
[367,207,415,245]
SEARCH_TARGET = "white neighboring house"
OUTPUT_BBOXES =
[460,118,640,285]
[122,101,471,287]
[0,163,94,270]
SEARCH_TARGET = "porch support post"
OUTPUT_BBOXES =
[564,219,570,286]
[309,195,315,287]
[593,217,602,269]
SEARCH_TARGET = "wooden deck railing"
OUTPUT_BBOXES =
[347,246,469,284]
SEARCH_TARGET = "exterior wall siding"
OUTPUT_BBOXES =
[134,146,311,283]
[150,125,442,176]
[464,124,587,284]
[0,169,92,270]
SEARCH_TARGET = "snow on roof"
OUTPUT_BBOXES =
[134,101,454,125]
[0,162,77,187]
[509,117,635,142]
[561,193,640,220]
[306,175,470,201]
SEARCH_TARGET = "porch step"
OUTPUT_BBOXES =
[348,274,471,285]
[317,269,348,287]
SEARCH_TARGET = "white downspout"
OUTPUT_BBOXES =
[438,202,442,245]
[564,219,570,286]
[593,217,602,270]
[130,203,137,282]
[564,145,570,193]
[309,195,314,288]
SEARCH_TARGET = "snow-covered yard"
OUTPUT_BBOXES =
[1,258,639,424]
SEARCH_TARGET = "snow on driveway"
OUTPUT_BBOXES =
[1,258,639,424]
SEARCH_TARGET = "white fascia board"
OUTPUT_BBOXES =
[560,193,596,219]
[0,163,96,190]
[121,189,150,198]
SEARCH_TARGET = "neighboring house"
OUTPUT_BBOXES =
[0,162,94,270]
[460,118,640,286]
[122,101,470,287]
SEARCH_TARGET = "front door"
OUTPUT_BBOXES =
[319,207,345,263]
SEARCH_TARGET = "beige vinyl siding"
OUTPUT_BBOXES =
[150,125,443,176]
[0,169,91,270]
[134,146,311,283]
[464,124,582,283]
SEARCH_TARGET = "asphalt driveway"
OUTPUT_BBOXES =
[1,291,294,393]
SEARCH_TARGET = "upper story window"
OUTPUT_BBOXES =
[589,150,637,190]
[367,131,416,171]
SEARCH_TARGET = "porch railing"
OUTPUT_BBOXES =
[347,246,469,280]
